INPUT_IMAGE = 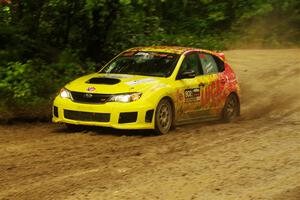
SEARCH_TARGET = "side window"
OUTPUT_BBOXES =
[179,53,202,75]
[199,53,219,74]
[213,55,225,72]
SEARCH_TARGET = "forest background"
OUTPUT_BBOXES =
[0,0,299,120]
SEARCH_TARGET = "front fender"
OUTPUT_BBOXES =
[142,84,177,111]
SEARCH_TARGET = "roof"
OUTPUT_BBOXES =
[127,46,209,55]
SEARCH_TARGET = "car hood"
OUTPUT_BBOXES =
[65,73,167,94]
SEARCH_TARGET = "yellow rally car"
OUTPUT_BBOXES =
[53,46,240,134]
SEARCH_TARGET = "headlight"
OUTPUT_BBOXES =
[109,92,142,103]
[60,88,72,99]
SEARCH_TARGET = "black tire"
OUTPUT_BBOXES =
[222,94,239,122]
[155,98,173,134]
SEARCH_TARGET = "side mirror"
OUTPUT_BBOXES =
[178,70,196,79]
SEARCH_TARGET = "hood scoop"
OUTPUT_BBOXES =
[86,77,121,85]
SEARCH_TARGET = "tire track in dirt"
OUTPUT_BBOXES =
[0,49,299,200]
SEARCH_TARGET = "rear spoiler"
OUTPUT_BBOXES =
[218,52,225,61]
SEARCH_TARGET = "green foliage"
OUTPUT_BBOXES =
[0,50,94,119]
[0,0,299,120]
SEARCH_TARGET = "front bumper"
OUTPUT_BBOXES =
[52,96,155,130]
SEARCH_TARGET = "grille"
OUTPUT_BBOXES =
[119,112,138,123]
[53,106,59,118]
[71,91,111,104]
[145,109,154,123]
[64,110,110,122]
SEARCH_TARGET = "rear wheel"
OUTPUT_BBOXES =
[155,99,173,134]
[222,94,239,122]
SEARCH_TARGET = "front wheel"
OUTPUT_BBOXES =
[222,94,239,122]
[155,99,173,134]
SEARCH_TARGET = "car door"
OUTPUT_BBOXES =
[196,52,226,116]
[174,52,203,121]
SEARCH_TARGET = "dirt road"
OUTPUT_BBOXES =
[0,49,300,200]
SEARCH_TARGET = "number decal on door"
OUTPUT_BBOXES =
[184,88,200,102]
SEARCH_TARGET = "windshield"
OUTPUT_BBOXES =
[100,51,179,77]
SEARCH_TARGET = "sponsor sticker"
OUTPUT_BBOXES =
[122,51,136,56]
[125,78,155,86]
[184,88,200,102]
[199,54,206,59]
[101,74,133,79]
